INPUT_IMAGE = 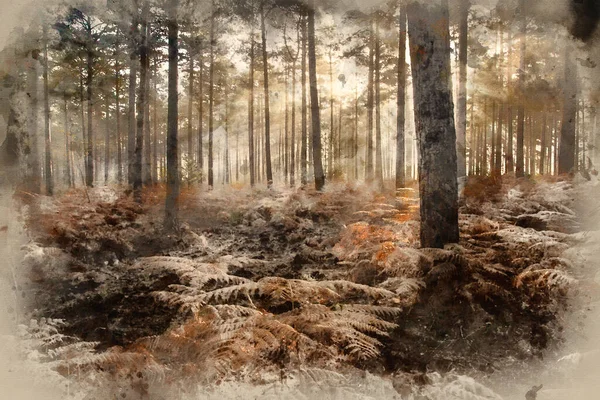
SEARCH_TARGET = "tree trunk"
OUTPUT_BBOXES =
[456,0,468,179]
[143,22,152,185]
[559,42,577,174]
[134,0,149,201]
[261,4,273,186]
[188,46,194,183]
[128,13,138,186]
[198,47,204,183]
[407,0,459,248]
[152,55,158,183]
[248,27,256,187]
[43,25,53,195]
[366,22,374,180]
[301,13,308,186]
[165,0,180,230]
[116,47,123,184]
[307,2,325,190]
[86,46,94,187]
[374,18,383,188]
[396,3,406,189]
[290,41,297,187]
[105,92,110,184]
[208,2,215,188]
[516,0,526,177]
[63,94,72,187]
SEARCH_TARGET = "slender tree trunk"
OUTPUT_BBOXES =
[506,30,514,173]
[456,0,468,179]
[152,56,158,184]
[165,0,180,230]
[198,47,204,183]
[375,18,383,188]
[290,50,297,187]
[128,13,138,186]
[396,3,406,189]
[86,46,94,187]
[260,4,273,186]
[407,0,459,248]
[116,49,123,184]
[63,94,72,188]
[134,1,149,200]
[208,2,215,188]
[300,13,308,186]
[307,2,325,190]
[540,109,547,175]
[284,63,289,184]
[366,22,374,180]
[516,0,526,177]
[42,25,53,195]
[248,28,255,187]
[105,93,110,184]
[27,52,41,194]
[143,22,152,185]
[188,47,194,183]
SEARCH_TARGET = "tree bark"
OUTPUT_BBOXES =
[248,25,256,187]
[516,0,526,177]
[307,2,325,190]
[134,0,149,200]
[559,42,577,174]
[300,13,308,186]
[165,0,180,230]
[407,0,459,248]
[261,3,273,186]
[374,17,383,188]
[456,0,468,179]
[208,1,215,188]
[396,3,406,189]
[366,22,374,181]
[128,12,138,186]
[43,25,53,195]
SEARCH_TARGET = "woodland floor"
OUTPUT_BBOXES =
[7,175,600,399]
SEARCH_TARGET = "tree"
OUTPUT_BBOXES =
[260,1,274,186]
[407,0,459,248]
[396,3,407,189]
[43,24,54,195]
[515,0,526,177]
[456,0,469,179]
[307,1,325,191]
[559,41,577,174]
[165,0,180,229]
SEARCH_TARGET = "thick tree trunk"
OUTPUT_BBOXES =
[261,4,273,186]
[396,3,406,189]
[165,0,180,230]
[307,2,325,191]
[540,109,547,175]
[290,53,297,186]
[43,25,53,195]
[559,42,577,174]
[407,0,459,248]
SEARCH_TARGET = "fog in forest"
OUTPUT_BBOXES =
[1,0,600,399]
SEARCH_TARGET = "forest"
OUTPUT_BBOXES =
[0,0,599,399]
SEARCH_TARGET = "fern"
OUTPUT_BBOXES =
[515,268,577,290]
